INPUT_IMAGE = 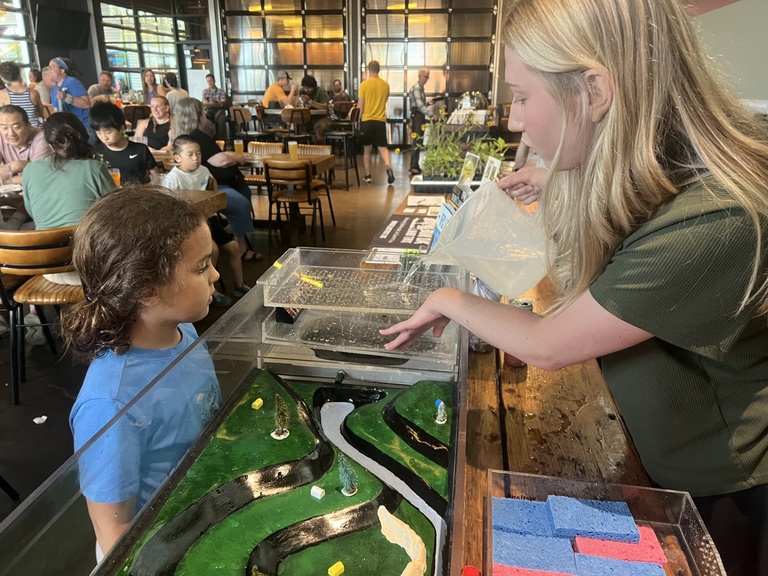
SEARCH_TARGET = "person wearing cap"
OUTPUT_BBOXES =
[49,57,91,133]
[263,70,297,109]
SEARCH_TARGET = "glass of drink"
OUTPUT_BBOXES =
[233,139,244,155]
[108,168,121,187]
[288,141,298,160]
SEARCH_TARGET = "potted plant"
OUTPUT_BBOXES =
[411,108,510,193]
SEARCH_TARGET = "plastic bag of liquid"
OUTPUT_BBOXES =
[424,181,547,298]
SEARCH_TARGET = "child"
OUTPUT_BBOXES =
[164,134,251,305]
[64,186,222,559]
[382,1,768,573]
[89,100,158,184]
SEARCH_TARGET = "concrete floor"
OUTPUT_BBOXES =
[0,150,414,522]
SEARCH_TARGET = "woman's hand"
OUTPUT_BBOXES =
[498,165,548,205]
[379,289,454,350]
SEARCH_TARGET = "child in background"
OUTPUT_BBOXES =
[89,101,158,184]
[164,135,251,306]
[64,186,222,560]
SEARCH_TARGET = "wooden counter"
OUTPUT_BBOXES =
[459,276,649,572]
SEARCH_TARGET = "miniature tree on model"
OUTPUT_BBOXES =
[338,454,358,496]
[435,399,447,425]
[271,393,290,440]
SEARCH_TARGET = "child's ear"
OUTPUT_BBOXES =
[139,289,160,308]
[584,69,613,124]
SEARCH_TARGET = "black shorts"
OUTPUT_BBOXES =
[359,120,388,147]
[208,215,234,247]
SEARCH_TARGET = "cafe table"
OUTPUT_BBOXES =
[175,188,227,215]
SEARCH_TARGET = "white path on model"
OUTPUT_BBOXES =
[321,402,446,576]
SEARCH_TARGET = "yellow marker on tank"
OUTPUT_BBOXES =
[251,398,264,410]
[328,561,344,576]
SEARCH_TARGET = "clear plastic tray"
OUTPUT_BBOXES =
[485,471,725,576]
[258,247,467,314]
[262,307,459,362]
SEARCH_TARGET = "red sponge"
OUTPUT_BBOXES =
[493,565,574,576]
[574,525,667,565]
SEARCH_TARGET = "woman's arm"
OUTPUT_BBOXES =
[381,287,652,370]
[29,87,43,120]
[133,118,149,139]
[86,497,136,556]
[207,151,245,168]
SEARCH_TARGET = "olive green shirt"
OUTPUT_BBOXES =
[591,181,768,496]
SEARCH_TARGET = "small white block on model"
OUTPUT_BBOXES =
[311,485,326,499]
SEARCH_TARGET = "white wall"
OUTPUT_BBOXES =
[696,0,768,100]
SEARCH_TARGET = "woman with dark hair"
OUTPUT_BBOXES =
[0,61,42,127]
[172,97,261,261]
[22,113,115,283]
[141,69,165,104]
[28,69,42,89]
[49,57,91,133]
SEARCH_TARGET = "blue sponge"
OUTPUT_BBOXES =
[492,497,554,536]
[547,496,639,543]
[574,553,665,576]
[493,530,576,574]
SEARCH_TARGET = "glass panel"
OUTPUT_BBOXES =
[269,0,301,10]
[178,17,210,41]
[309,0,343,9]
[0,10,28,37]
[449,41,491,66]
[0,39,29,64]
[366,0,449,7]
[228,42,267,65]
[452,0,493,7]
[189,46,212,68]
[175,0,210,14]
[271,42,304,65]
[306,42,344,66]
[230,68,267,92]
[104,26,138,43]
[365,13,404,38]
[408,13,447,38]
[138,16,175,37]
[144,50,177,70]
[365,42,405,66]
[305,15,343,39]
[380,68,404,93]
[101,4,133,17]
[1,1,24,9]
[450,12,492,37]
[403,41,447,67]
[447,69,489,94]
[223,0,259,9]
[226,16,264,39]
[405,69,446,94]
[112,71,143,91]
[265,15,303,39]
[387,95,405,119]
[106,48,142,69]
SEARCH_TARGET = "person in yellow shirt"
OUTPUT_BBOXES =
[357,61,394,185]
[262,71,297,128]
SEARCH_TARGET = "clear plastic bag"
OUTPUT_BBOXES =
[423,181,547,298]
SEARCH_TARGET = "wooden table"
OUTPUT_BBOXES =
[174,189,227,214]
[457,276,650,572]
[243,152,335,177]
[263,108,328,116]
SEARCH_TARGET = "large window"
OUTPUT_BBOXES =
[0,1,36,75]
[223,0,348,104]
[363,0,497,145]
[96,0,211,95]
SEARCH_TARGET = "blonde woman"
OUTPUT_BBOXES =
[382,1,768,573]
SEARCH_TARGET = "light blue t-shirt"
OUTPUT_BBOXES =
[70,323,221,511]
[51,76,91,130]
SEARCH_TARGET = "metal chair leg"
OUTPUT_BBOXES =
[36,307,57,356]
[0,473,19,501]
[8,307,19,405]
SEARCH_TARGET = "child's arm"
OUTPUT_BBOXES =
[86,497,136,556]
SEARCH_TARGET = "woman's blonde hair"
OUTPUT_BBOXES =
[502,0,768,313]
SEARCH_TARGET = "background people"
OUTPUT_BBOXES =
[0,61,42,128]
[408,68,432,175]
[382,1,768,573]
[163,72,188,112]
[297,75,331,144]
[331,79,350,101]
[263,70,296,110]
[133,95,172,151]
[357,60,394,185]
[201,74,228,138]
[171,97,260,263]
[87,71,118,105]
[0,104,50,184]
[28,69,41,90]
[49,57,92,137]
[35,66,53,113]
[142,69,165,103]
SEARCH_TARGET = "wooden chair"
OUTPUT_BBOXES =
[230,106,273,143]
[264,160,328,248]
[0,226,83,405]
[325,106,360,189]
[123,105,151,127]
[243,142,284,193]
[296,144,336,226]
[277,108,313,149]
[331,100,354,128]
